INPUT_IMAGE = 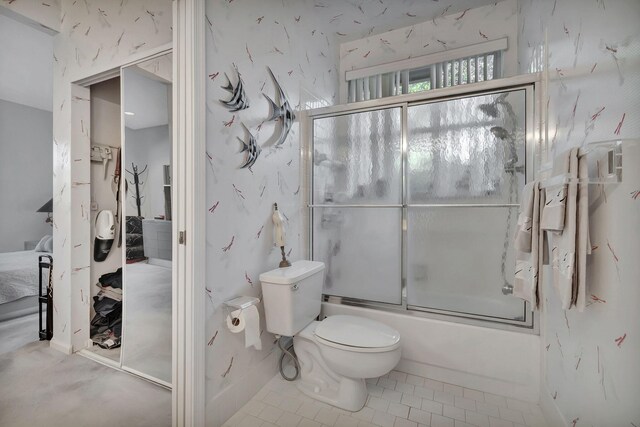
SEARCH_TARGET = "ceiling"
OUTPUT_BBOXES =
[0,14,53,112]
[123,68,170,130]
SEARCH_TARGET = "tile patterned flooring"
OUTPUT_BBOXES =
[223,370,548,427]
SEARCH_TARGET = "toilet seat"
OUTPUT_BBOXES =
[315,334,401,353]
[314,315,401,353]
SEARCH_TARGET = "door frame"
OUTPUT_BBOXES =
[172,1,206,426]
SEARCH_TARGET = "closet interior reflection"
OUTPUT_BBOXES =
[121,53,173,385]
[86,52,173,387]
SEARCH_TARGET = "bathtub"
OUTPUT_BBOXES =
[321,302,541,402]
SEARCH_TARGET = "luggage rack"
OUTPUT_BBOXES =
[38,255,53,341]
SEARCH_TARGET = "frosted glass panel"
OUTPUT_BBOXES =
[313,208,401,304]
[313,108,402,205]
[407,207,525,320]
[407,90,526,204]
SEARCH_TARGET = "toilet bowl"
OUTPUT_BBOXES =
[260,261,402,411]
[293,315,401,411]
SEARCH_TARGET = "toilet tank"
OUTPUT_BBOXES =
[259,260,325,337]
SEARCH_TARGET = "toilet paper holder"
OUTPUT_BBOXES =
[224,296,262,350]
[223,296,260,312]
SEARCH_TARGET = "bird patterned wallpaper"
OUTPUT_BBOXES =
[203,0,517,424]
[519,0,639,425]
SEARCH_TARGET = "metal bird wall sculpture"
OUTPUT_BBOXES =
[220,69,250,112]
[263,66,296,146]
[238,123,261,169]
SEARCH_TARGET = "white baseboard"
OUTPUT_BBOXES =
[539,384,567,427]
[397,359,539,403]
[78,348,121,369]
[148,258,172,268]
[49,338,72,355]
[207,350,279,427]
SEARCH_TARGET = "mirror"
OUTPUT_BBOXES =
[121,53,172,384]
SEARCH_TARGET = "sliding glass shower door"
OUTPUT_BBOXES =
[310,87,532,326]
[406,90,528,321]
[312,108,403,304]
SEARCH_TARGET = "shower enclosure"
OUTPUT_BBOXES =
[308,82,535,328]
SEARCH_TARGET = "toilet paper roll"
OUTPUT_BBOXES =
[226,306,262,350]
[226,309,245,333]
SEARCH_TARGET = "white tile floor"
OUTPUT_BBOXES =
[223,370,548,427]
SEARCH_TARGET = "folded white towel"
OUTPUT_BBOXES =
[548,148,590,311]
[541,150,571,231]
[550,149,578,309]
[575,153,591,311]
[541,185,567,231]
[513,181,546,308]
[514,182,535,253]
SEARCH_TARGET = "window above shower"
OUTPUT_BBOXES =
[308,80,536,329]
[346,38,506,103]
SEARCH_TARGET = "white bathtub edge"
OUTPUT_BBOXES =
[322,302,540,403]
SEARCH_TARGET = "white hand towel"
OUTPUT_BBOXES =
[550,148,578,310]
[541,150,571,231]
[574,153,591,311]
[514,182,536,253]
[513,181,546,308]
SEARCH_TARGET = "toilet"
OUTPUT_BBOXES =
[259,260,401,412]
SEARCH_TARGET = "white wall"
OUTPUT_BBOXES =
[125,125,171,220]
[518,1,640,426]
[0,99,53,253]
[0,12,54,254]
[89,77,122,295]
[0,14,54,112]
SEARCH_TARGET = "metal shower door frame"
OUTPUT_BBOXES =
[305,74,540,332]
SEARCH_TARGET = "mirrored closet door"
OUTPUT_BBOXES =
[120,53,173,385]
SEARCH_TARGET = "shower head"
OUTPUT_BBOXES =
[490,126,511,140]
[477,93,510,118]
[478,103,499,118]
[490,126,519,168]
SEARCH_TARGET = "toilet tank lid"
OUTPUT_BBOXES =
[259,260,325,285]
[314,315,400,349]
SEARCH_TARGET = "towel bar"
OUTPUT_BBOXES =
[538,139,623,189]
